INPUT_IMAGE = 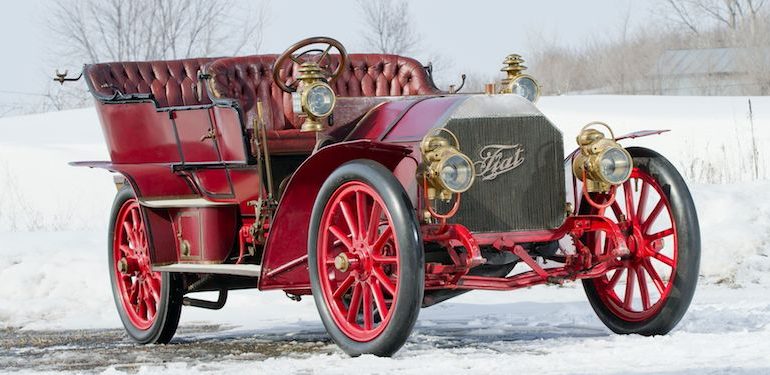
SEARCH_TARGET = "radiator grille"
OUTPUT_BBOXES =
[441,116,566,233]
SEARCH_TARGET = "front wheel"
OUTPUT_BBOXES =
[308,160,424,357]
[582,147,700,335]
[108,186,183,344]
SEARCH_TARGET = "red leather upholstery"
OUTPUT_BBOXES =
[206,54,441,131]
[205,54,286,129]
[330,54,440,97]
[84,58,217,108]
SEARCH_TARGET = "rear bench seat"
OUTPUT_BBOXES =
[83,55,442,155]
[84,57,218,107]
[204,54,442,154]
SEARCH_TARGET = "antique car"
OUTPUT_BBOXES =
[71,37,700,357]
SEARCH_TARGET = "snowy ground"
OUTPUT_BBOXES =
[1,96,769,373]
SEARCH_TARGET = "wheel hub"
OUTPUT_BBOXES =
[117,257,140,274]
[334,253,351,272]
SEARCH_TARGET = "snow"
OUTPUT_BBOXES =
[1,96,770,373]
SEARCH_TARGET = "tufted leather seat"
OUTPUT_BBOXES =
[85,58,218,107]
[205,54,442,153]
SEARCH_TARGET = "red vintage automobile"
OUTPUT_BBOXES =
[72,37,700,356]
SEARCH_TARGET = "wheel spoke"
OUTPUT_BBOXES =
[372,267,396,296]
[356,191,367,240]
[136,288,147,317]
[366,201,382,245]
[121,275,133,289]
[362,283,373,330]
[119,244,133,256]
[372,226,393,254]
[143,284,157,317]
[647,228,674,241]
[328,225,353,251]
[636,265,651,310]
[138,222,147,247]
[371,281,389,319]
[338,201,358,241]
[642,259,666,294]
[603,235,612,256]
[652,252,675,267]
[131,208,140,231]
[623,180,635,221]
[607,268,625,289]
[624,268,636,310]
[642,199,665,234]
[371,254,398,263]
[147,279,160,301]
[346,283,362,323]
[589,231,602,255]
[637,181,650,224]
[608,200,623,222]
[129,281,139,301]
[333,274,356,299]
[122,222,133,243]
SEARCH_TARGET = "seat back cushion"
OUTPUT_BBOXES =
[85,57,218,108]
[206,54,442,131]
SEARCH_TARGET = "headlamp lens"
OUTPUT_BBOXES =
[599,147,632,184]
[305,84,334,117]
[439,154,475,192]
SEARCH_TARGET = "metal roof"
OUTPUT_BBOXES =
[653,47,770,77]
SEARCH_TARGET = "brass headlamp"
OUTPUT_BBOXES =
[293,62,336,132]
[420,129,476,201]
[499,54,541,103]
[572,122,633,193]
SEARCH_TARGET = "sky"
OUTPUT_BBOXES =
[0,0,658,115]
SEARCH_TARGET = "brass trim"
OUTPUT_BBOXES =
[498,54,541,102]
[572,122,633,192]
[420,128,476,200]
[301,81,336,118]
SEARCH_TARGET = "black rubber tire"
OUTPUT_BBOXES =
[308,160,424,357]
[581,147,700,335]
[108,185,183,344]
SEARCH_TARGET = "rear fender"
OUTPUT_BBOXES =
[70,161,235,266]
[259,140,417,291]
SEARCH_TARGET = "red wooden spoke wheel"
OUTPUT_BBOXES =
[309,161,423,357]
[108,187,182,344]
[318,181,400,341]
[592,169,677,321]
[582,147,700,335]
[113,199,162,329]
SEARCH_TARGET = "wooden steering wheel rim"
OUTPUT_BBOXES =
[273,36,349,93]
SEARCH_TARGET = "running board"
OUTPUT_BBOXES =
[139,197,235,208]
[153,264,262,277]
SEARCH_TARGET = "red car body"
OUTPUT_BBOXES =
[73,40,699,357]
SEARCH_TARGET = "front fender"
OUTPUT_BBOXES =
[259,140,417,291]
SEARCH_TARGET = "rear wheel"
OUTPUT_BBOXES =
[109,186,182,344]
[309,160,424,357]
[582,147,700,335]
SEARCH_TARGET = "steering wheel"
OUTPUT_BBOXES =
[272,36,348,93]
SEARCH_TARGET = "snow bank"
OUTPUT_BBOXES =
[539,95,770,183]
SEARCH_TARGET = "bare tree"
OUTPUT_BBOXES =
[659,0,767,34]
[30,0,270,115]
[50,0,269,63]
[357,0,419,55]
